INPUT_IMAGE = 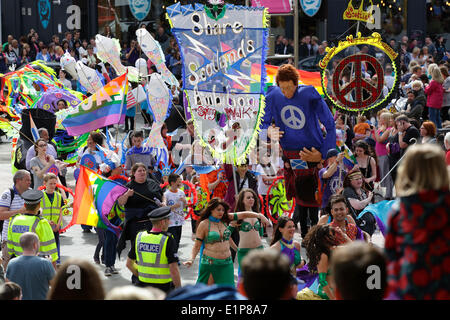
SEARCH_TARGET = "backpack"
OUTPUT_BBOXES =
[0,188,15,235]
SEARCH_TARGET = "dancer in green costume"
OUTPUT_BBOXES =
[231,189,269,269]
[184,198,269,286]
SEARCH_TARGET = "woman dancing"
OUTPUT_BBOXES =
[184,198,269,286]
[231,188,269,270]
[270,216,305,275]
[303,224,351,300]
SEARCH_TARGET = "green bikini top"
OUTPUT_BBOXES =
[205,220,233,244]
[240,220,260,232]
[239,219,264,237]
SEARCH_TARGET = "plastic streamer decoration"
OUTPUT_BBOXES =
[265,176,295,223]
[75,60,104,94]
[95,34,140,83]
[166,2,269,165]
[136,28,180,88]
[60,51,79,80]
[319,3,400,114]
[142,73,172,166]
[0,61,80,118]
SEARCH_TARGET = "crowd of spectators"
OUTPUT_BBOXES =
[0,25,182,82]
[0,25,449,302]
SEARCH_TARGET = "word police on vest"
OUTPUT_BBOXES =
[138,243,161,253]
[12,225,30,233]
[147,206,171,221]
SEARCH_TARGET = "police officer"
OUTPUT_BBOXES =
[126,206,181,293]
[7,190,58,267]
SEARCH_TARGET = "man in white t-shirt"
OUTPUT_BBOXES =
[163,173,187,258]
[0,170,31,274]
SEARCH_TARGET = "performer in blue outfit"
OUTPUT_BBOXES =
[261,64,336,238]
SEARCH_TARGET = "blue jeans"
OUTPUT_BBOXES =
[53,231,60,264]
[104,216,121,267]
[429,107,442,129]
[94,228,105,263]
[104,229,118,267]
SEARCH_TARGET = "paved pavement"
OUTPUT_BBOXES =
[0,112,384,295]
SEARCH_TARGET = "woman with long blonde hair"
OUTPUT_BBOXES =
[385,144,450,299]
[425,64,444,128]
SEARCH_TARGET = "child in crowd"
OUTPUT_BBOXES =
[41,173,63,265]
[353,115,371,142]
[163,173,187,257]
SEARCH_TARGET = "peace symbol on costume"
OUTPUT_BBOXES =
[330,177,341,193]
[332,54,384,110]
[281,105,306,130]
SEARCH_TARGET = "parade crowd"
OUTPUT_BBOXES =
[0,26,449,301]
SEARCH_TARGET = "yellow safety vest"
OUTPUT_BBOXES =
[7,214,59,262]
[135,231,172,284]
[40,191,63,226]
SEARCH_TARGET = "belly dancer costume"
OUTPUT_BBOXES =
[197,216,235,286]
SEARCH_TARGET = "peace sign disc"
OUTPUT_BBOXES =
[333,54,384,110]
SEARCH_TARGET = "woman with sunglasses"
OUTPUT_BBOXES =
[343,170,377,236]
[29,138,56,190]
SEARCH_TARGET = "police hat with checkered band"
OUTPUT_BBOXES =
[147,206,171,221]
[22,189,44,205]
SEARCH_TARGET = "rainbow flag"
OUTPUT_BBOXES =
[336,140,357,170]
[70,166,127,235]
[252,64,327,97]
[62,73,128,136]
[255,64,326,96]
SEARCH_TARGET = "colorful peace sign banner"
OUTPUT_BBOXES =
[80,154,97,170]
[47,164,59,176]
[166,2,269,165]
[319,32,400,114]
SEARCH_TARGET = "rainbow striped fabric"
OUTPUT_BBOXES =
[336,140,357,170]
[254,64,326,96]
[62,73,128,136]
[71,166,127,235]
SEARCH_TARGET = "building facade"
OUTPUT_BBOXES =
[1,0,446,50]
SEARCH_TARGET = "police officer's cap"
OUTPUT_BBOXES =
[148,206,171,221]
[22,189,44,205]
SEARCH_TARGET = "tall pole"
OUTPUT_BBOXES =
[0,0,3,45]
[294,0,299,68]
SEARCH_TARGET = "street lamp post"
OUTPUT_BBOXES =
[245,0,299,67]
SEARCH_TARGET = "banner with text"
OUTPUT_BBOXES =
[166,2,269,164]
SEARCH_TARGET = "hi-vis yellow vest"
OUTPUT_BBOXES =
[135,231,171,284]
[41,191,63,226]
[7,214,58,262]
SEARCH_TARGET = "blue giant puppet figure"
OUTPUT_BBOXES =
[261,64,336,236]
